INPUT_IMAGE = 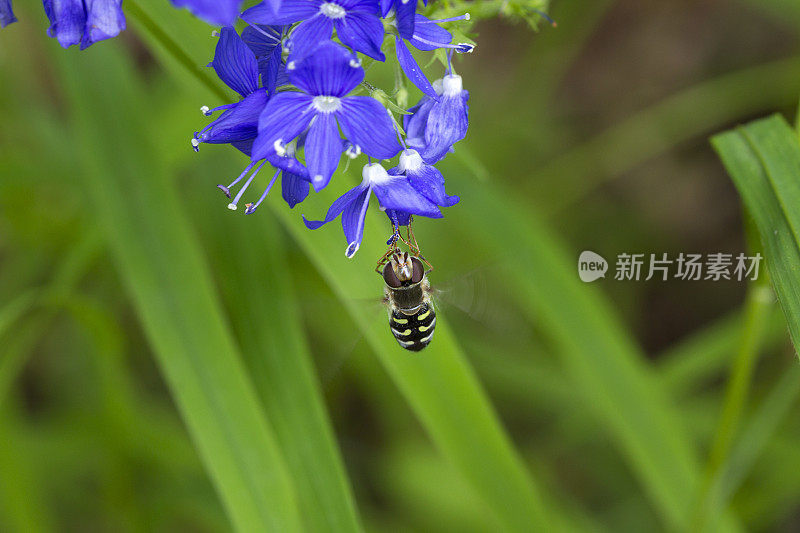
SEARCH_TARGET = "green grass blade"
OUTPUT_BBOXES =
[55,44,301,532]
[658,308,787,399]
[444,169,741,532]
[195,199,363,533]
[692,280,775,531]
[704,365,800,525]
[712,114,800,353]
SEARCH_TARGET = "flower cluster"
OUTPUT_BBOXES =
[194,0,472,257]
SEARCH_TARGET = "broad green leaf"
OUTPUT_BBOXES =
[55,44,302,532]
[712,114,800,353]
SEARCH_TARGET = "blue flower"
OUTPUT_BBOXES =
[384,148,458,226]
[41,0,125,49]
[169,0,277,27]
[404,73,469,163]
[252,40,402,191]
[388,5,472,98]
[242,0,385,61]
[392,148,459,207]
[193,26,312,212]
[303,162,441,257]
[192,26,269,147]
[0,0,16,28]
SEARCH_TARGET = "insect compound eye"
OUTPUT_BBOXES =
[411,257,425,283]
[383,261,403,288]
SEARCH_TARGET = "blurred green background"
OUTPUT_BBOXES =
[2,0,800,531]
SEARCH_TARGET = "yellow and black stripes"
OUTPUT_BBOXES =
[390,302,436,352]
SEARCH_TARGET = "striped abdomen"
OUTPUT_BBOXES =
[389,302,436,352]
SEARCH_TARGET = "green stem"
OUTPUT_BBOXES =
[691,216,774,531]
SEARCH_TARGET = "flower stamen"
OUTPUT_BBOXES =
[245,168,281,214]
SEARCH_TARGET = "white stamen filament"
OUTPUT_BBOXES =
[200,105,210,115]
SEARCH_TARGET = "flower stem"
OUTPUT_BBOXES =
[690,215,774,531]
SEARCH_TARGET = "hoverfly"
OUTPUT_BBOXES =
[376,220,436,352]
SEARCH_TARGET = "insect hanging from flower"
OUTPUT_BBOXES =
[377,219,436,352]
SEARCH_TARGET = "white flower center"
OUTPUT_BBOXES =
[362,163,392,185]
[312,95,342,113]
[442,75,463,96]
[398,149,424,173]
[320,2,346,19]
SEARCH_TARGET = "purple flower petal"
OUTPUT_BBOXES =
[281,170,311,208]
[285,15,333,61]
[242,0,318,25]
[371,175,442,217]
[393,0,416,39]
[232,139,255,156]
[386,209,412,227]
[170,0,243,26]
[210,26,259,97]
[241,24,286,93]
[334,11,385,60]
[399,152,459,207]
[379,0,393,17]
[289,40,363,97]
[341,187,371,257]
[408,14,452,51]
[196,89,269,144]
[302,183,368,229]
[81,0,125,49]
[338,97,402,159]
[265,152,310,179]
[403,95,434,150]
[305,113,343,191]
[0,0,16,28]
[422,80,469,163]
[44,0,85,48]
[395,37,436,98]
[252,91,316,160]
[339,0,380,14]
